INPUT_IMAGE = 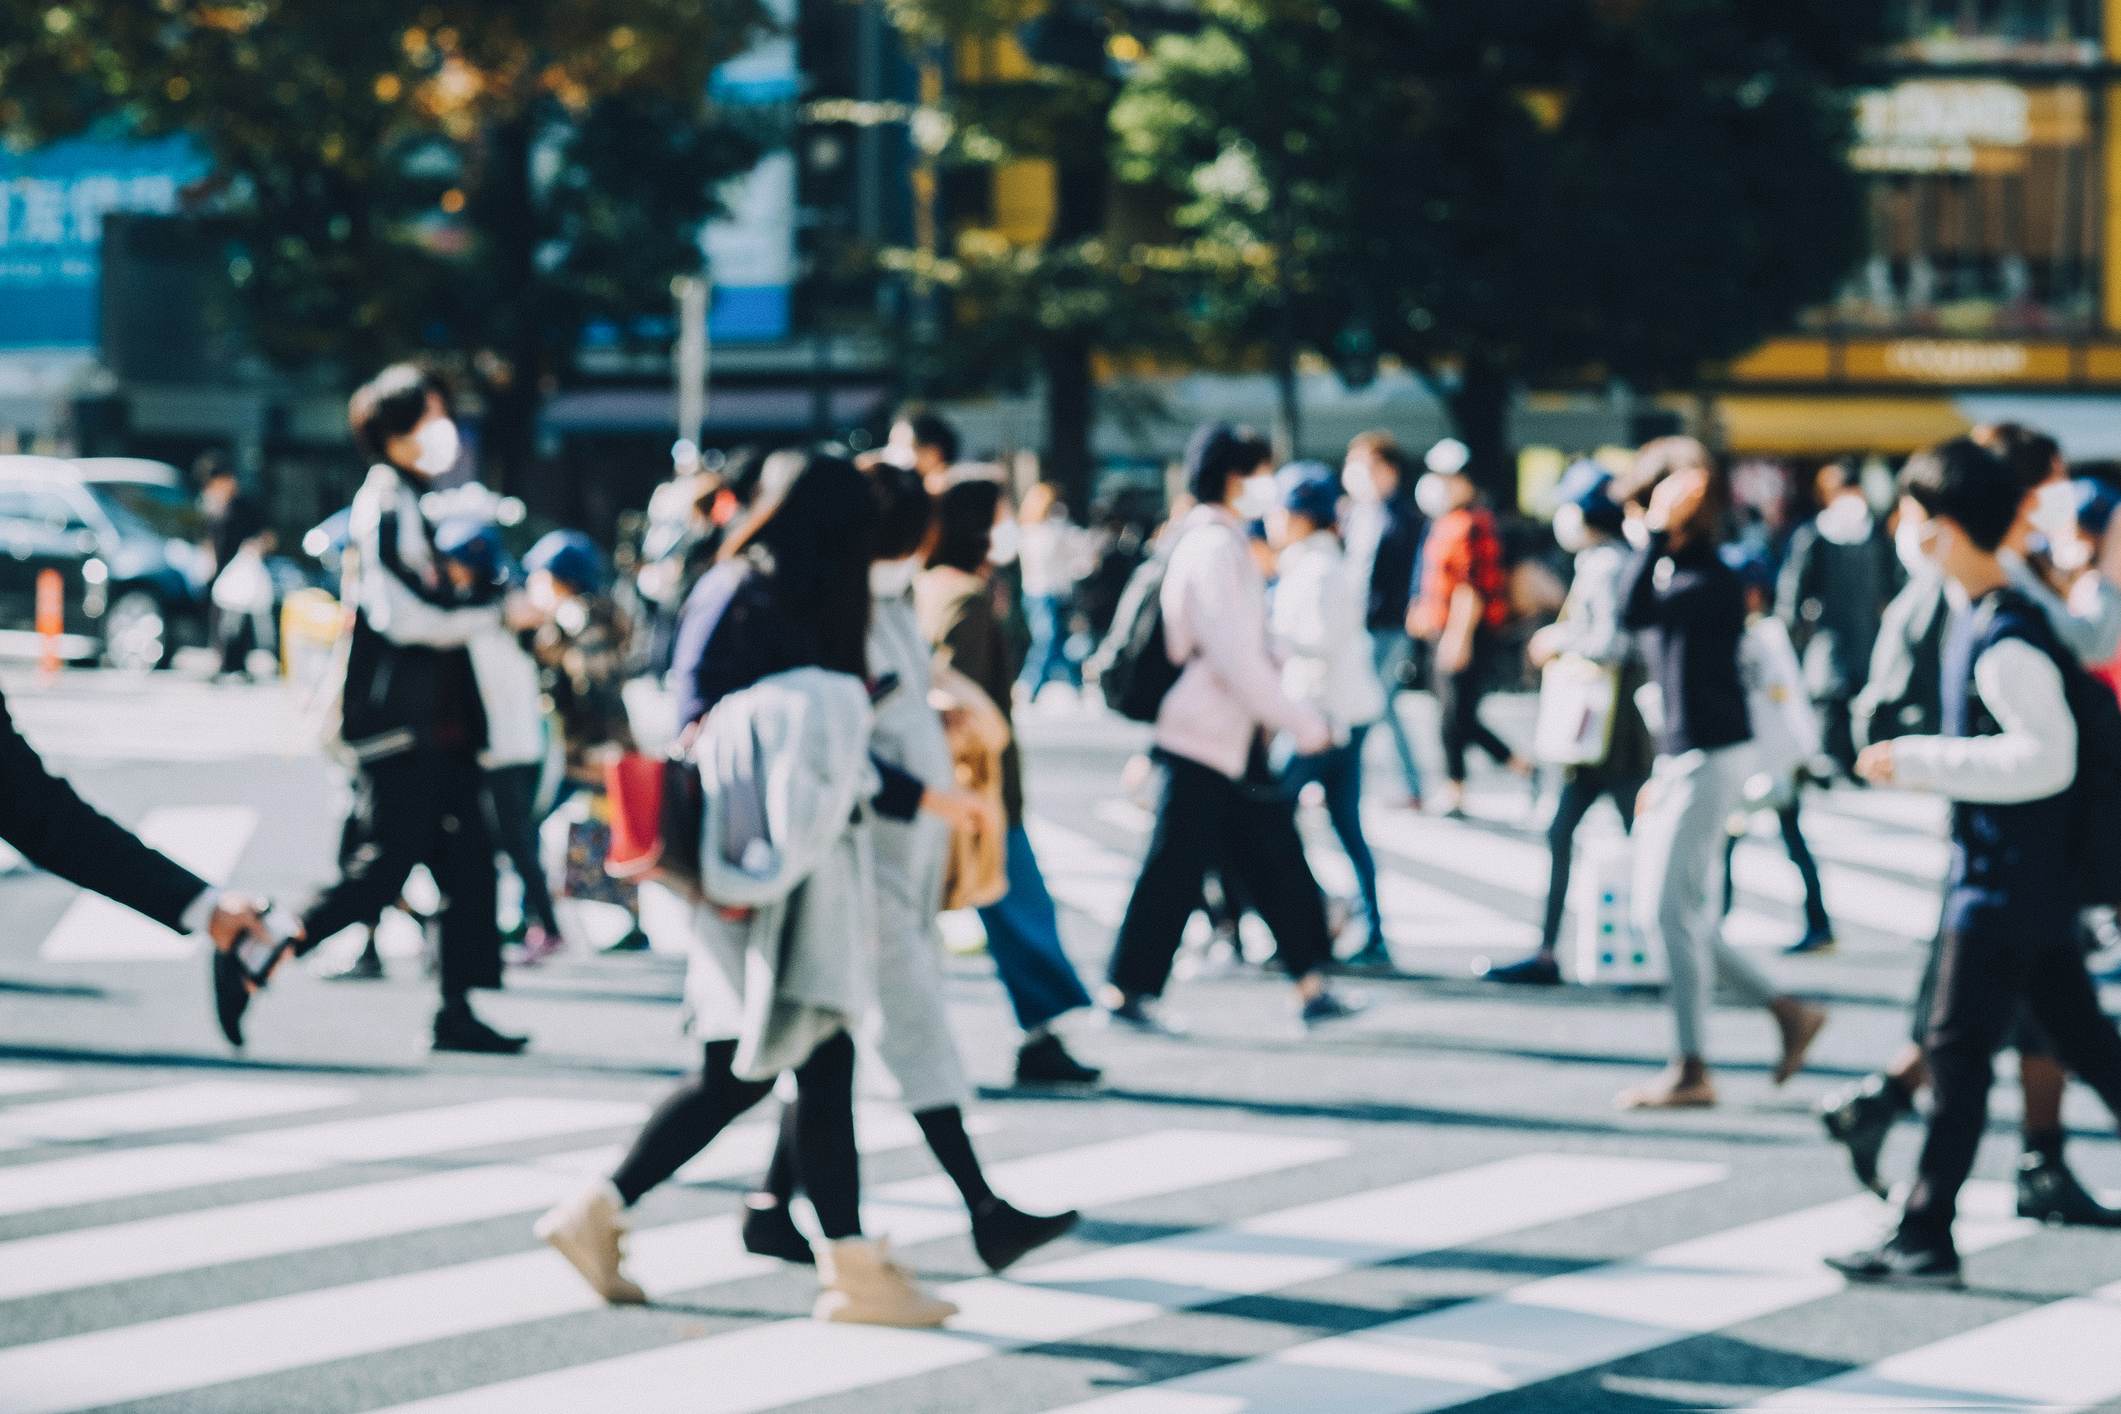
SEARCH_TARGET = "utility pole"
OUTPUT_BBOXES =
[673,274,711,450]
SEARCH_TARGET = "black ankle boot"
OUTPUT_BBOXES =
[431,1003,528,1055]
[741,1197,817,1264]
[1819,1074,1909,1197]
[971,1198,1079,1272]
[2018,1151,2121,1227]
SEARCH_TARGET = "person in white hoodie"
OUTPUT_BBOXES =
[1101,425,1362,1033]
[1269,464,1393,969]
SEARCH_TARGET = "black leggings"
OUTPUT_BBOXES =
[1436,632,1514,783]
[484,764,559,935]
[612,1032,862,1239]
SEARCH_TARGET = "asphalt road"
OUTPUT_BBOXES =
[1,667,2119,1413]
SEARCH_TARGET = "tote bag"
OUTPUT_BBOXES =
[1533,655,1621,767]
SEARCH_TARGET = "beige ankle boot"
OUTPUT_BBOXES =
[535,1182,647,1305]
[812,1237,957,1327]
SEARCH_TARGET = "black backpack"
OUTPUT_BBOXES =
[1087,552,1181,724]
[1977,593,2121,909]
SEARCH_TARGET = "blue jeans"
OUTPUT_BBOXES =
[1019,593,1081,694]
[978,825,1094,1031]
[1370,631,1424,799]
[1282,726,1383,945]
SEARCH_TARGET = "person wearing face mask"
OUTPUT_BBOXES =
[1978,423,2121,665]
[1410,439,1530,818]
[917,474,1104,1086]
[1100,424,1361,1034]
[1481,464,1654,986]
[1820,435,2121,1224]
[1341,433,1428,809]
[1828,437,2121,1288]
[1776,461,1897,782]
[220,364,537,1054]
[1612,437,1827,1109]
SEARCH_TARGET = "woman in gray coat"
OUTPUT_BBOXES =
[738,465,1079,1275]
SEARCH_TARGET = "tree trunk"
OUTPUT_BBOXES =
[1446,357,1515,512]
[1269,300,1302,463]
[479,115,546,507]
[1043,331,1094,512]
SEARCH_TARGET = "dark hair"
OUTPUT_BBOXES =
[1615,435,1729,545]
[929,477,1002,573]
[1899,437,2020,553]
[1972,422,2063,498]
[349,364,448,465]
[1184,422,1272,505]
[720,452,876,677]
[897,407,961,466]
[870,463,934,562]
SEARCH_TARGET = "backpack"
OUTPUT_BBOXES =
[1976,593,2121,909]
[1087,552,1180,724]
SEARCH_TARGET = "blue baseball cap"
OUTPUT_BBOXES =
[2074,478,2120,539]
[432,518,515,582]
[1276,461,1343,528]
[524,529,609,594]
[1719,543,1775,594]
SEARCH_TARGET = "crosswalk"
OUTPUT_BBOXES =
[4,1062,2121,1412]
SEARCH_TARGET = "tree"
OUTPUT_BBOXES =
[1,0,771,507]
[1111,0,1890,501]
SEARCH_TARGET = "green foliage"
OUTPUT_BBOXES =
[1112,0,1892,475]
[2,0,774,484]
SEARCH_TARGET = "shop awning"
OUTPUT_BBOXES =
[1710,396,1971,456]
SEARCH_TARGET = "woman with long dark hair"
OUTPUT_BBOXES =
[1613,438,1825,1110]
[538,452,986,1328]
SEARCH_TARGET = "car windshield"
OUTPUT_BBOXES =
[88,482,200,541]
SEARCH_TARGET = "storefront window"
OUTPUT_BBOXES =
[1819,80,2098,334]
[1888,0,2100,64]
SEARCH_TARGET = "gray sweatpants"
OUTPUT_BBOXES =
[1632,745,1780,1058]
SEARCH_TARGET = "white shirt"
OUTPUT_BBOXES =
[1895,637,2077,803]
[1271,532,1387,732]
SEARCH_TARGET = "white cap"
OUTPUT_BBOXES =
[1425,438,1471,475]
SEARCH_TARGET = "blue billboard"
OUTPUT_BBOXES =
[0,135,209,349]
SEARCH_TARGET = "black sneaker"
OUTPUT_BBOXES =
[1820,1075,1909,1198]
[1340,938,1397,973]
[1826,1233,1963,1289]
[1784,929,1838,957]
[1015,1032,1101,1087]
[1300,988,1366,1030]
[211,947,252,1048]
[2018,1152,2121,1227]
[1477,953,1563,987]
[1102,995,1186,1038]
[432,1006,529,1055]
[325,946,385,982]
[971,1198,1079,1272]
[741,1197,816,1265]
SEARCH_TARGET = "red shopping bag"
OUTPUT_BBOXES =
[604,753,665,878]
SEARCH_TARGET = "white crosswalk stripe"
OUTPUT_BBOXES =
[4,1062,2121,1414]
[37,805,261,960]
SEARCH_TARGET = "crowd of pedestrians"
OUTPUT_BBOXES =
[10,363,2121,1324]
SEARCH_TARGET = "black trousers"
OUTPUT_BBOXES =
[298,749,501,998]
[1436,631,1514,783]
[1901,894,2121,1246]
[483,763,559,935]
[1107,752,1331,998]
[1720,798,1831,938]
[612,1033,860,1239]
[1539,766,1644,953]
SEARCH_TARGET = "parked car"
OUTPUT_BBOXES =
[0,455,208,670]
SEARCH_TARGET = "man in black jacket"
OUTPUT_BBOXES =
[1,685,271,1037]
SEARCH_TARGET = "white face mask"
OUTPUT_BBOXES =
[1236,473,1278,520]
[1894,515,1931,579]
[1413,472,1455,521]
[412,417,460,477]
[869,558,918,598]
[2052,532,2094,573]
[2031,479,2079,548]
[1343,461,1380,505]
[1551,503,1589,555]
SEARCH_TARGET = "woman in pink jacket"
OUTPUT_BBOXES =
[1101,425,1364,1033]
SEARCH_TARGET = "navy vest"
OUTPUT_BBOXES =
[1939,589,2075,912]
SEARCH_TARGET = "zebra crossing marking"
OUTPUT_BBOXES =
[0,1079,353,1155]
[369,1153,1721,1414]
[0,1067,62,1096]
[0,1105,942,1304]
[1047,1183,2033,1414]
[38,805,260,960]
[1734,1273,2121,1412]
[0,1095,639,1217]
[0,1129,1341,1413]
